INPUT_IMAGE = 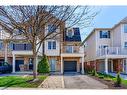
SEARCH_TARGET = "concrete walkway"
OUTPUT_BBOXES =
[40,75,64,89]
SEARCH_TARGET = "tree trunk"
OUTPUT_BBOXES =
[32,38,38,80]
[33,54,38,79]
[42,42,45,56]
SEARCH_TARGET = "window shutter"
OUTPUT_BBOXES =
[100,31,102,38]
[13,44,15,50]
[108,31,110,38]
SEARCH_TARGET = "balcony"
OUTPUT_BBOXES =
[97,47,127,59]
[61,46,84,57]
[12,44,32,51]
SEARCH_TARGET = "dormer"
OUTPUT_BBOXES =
[64,28,81,42]
[66,28,74,38]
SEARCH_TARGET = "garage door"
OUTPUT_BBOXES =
[64,61,77,72]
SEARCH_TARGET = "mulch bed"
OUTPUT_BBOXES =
[88,75,127,89]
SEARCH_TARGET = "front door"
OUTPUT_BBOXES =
[49,58,56,72]
[15,60,24,71]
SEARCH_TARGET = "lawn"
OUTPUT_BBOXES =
[0,75,47,88]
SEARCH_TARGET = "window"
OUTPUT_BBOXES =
[18,28,23,33]
[48,41,56,50]
[15,28,23,35]
[48,24,57,32]
[124,42,127,48]
[0,41,3,50]
[99,45,108,49]
[66,46,73,53]
[29,27,32,32]
[124,24,127,33]
[48,41,52,49]
[8,42,13,50]
[53,41,56,49]
[100,30,110,38]
[67,29,74,37]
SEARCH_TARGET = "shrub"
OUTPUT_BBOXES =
[92,69,97,76]
[37,55,50,74]
[115,72,122,87]
[98,76,104,79]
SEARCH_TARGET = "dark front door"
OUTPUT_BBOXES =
[15,60,24,71]
[64,61,77,72]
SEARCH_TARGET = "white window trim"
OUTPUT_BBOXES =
[124,24,127,33]
[48,41,56,50]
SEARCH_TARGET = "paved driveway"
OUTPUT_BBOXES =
[63,73,108,89]
[41,73,108,89]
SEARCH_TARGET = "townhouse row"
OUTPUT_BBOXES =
[1,16,127,75]
[0,24,84,74]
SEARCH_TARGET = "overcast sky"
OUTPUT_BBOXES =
[81,6,127,41]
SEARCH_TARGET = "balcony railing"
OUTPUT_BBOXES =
[97,47,127,57]
[12,44,32,51]
[62,46,84,54]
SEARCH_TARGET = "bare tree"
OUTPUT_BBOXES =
[0,6,98,80]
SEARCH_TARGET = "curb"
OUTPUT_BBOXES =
[61,75,65,88]
[38,76,49,88]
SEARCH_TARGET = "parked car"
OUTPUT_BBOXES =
[0,62,12,73]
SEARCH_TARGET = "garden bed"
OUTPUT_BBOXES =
[87,72,127,89]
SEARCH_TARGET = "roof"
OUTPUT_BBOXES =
[65,28,81,42]
[120,16,127,23]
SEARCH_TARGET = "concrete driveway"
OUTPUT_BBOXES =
[63,73,108,89]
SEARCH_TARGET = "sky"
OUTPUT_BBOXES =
[81,6,127,41]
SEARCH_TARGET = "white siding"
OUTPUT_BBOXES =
[44,39,60,56]
[121,24,127,48]
[112,25,122,47]
[85,31,96,61]
[0,30,10,39]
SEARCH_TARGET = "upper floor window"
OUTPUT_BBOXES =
[67,29,74,37]
[48,41,56,50]
[8,42,13,50]
[99,45,108,49]
[0,41,3,50]
[14,28,23,36]
[124,24,127,33]
[66,45,73,53]
[12,43,32,50]
[124,42,127,48]
[48,24,57,32]
[29,27,32,32]
[100,30,110,38]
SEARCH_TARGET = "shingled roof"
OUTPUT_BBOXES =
[120,16,127,23]
[65,28,81,42]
